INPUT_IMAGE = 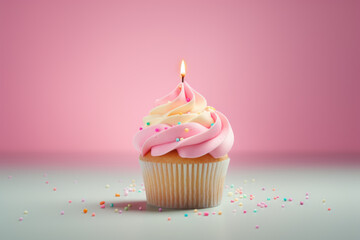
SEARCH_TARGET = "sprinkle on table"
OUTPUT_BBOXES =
[100,201,105,205]
[115,193,120,197]
[83,209,88,214]
[60,211,64,215]
[92,213,95,217]
[19,217,23,222]
[105,184,110,189]
[184,213,188,217]
[218,211,222,215]
[167,217,171,221]
[24,210,28,215]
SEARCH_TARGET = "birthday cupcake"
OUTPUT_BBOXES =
[133,65,234,209]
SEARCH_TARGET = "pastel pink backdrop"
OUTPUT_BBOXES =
[1,0,359,156]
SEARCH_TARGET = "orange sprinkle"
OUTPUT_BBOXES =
[218,211,222,215]
[83,208,88,214]
[100,201,105,205]
[115,193,120,197]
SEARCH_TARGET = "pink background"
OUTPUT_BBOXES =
[1,0,359,156]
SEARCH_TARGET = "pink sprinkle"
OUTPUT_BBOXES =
[243,210,247,214]
[155,128,160,132]
[60,211,64,215]
[119,210,122,214]
[167,217,171,221]
[68,200,72,203]
[306,192,309,196]
[198,212,202,216]
[281,204,285,208]
[212,212,216,215]
[164,127,168,130]
[262,187,265,191]
[204,212,209,216]
[288,198,293,202]
[158,208,162,212]
[92,213,95,217]
[300,201,304,205]
[138,206,142,211]
[19,217,23,221]
[53,187,56,191]
[139,127,143,131]
[255,225,259,229]
[186,97,190,102]
[100,204,105,209]
[81,199,85,202]
[306,196,309,199]
[45,181,49,184]
[230,200,235,203]
[257,203,261,207]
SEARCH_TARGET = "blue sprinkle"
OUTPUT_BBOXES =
[176,138,180,142]
[184,213,188,217]
[178,122,181,125]
[211,123,214,126]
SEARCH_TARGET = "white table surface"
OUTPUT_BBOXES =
[1,154,359,240]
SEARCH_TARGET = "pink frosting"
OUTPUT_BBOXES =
[133,82,234,158]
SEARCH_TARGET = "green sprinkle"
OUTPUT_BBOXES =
[283,198,287,202]
[267,197,271,201]
[243,194,247,198]
[124,206,128,211]
[253,209,257,213]
[146,122,150,126]
[230,184,234,188]
[110,203,114,207]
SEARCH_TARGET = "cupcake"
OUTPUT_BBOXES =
[133,81,234,209]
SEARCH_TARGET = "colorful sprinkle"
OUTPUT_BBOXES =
[218,211,222,215]
[283,198,287,201]
[253,209,257,213]
[155,128,160,132]
[100,201,105,205]
[68,200,72,204]
[180,138,184,141]
[100,205,105,209]
[211,123,214,126]
[184,128,189,132]
[194,209,198,213]
[306,196,309,199]
[255,225,259,229]
[146,122,150,126]
[124,207,128,211]
[184,213,188,217]
[281,204,285,208]
[53,187,56,191]
[204,212,209,216]
[115,193,120,197]
[176,138,180,142]
[139,127,143,131]
[158,208,162,212]
[238,202,243,207]
[300,201,304,205]
[60,211,64,215]
[177,122,181,125]
[322,199,326,203]
[288,198,293,202]
[19,217,23,222]
[110,203,114,207]
[167,217,171,221]
[83,208,88,214]
[92,213,95,217]
[243,210,247,214]
[186,97,190,102]
[81,199,85,203]
[212,212,216,215]
[105,184,110,189]
[24,210,28,215]
[198,212,202,216]
[114,208,118,212]
[328,208,331,211]
[138,206,142,211]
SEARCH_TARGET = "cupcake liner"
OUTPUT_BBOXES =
[139,158,230,209]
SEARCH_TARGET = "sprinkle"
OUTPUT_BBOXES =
[255,225,259,229]
[138,207,142,211]
[328,208,331,211]
[252,179,256,182]
[146,122,150,126]
[244,180,248,184]
[204,212,209,216]
[110,203,114,207]
[92,213,95,217]
[60,211,64,215]
[212,212,216,215]
[186,97,190,102]
[114,208,118,212]
[24,210,28,215]
[115,193,120,197]
[180,138,184,141]
[227,192,234,197]
[118,210,122,214]
[300,201,304,205]
[238,202,243,207]
[128,204,132,207]
[283,198,287,202]
[306,196,309,199]
[19,217,23,222]
[198,212,202,216]
[100,201,105,205]
[83,209,88,214]
[184,128,189,132]
[155,128,160,132]
[105,184,110,189]
[124,207,128,211]
[243,210,247,214]
[184,213,188,217]
[322,199,326,203]
[272,188,276,191]
[158,208,162,212]
[262,187,265,191]
[139,127,143,130]
[253,209,257,213]
[230,200,235,203]
[45,181,49,184]
[177,122,181,125]
[194,209,198,213]
[53,187,56,191]
[100,205,105,209]
[232,209,237,213]
[167,217,171,221]
[288,198,293,202]
[230,184,234,188]
[218,211,222,215]
[211,123,214,126]
[164,127,168,130]
[68,200,72,204]
[267,197,271,201]
[179,112,183,115]
[306,192,309,196]
[176,138,180,142]
[81,199,85,203]
[281,204,285,208]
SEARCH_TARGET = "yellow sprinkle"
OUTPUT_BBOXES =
[239,202,243,207]
[180,138,184,141]
[132,179,136,183]
[114,209,118,212]
[184,128,189,132]
[24,210,28,215]
[179,112,183,115]
[227,192,234,197]
[194,209,198,213]
[322,199,326,203]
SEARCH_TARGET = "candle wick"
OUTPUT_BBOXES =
[182,75,184,83]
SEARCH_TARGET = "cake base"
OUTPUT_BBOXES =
[139,151,230,209]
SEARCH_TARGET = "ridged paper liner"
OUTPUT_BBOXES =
[139,158,230,209]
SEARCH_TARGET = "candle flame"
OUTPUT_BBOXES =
[180,60,186,77]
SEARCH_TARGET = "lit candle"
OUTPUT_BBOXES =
[180,60,186,82]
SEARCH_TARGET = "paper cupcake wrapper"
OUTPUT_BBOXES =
[139,158,230,209]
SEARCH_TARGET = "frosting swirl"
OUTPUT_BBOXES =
[133,82,234,158]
